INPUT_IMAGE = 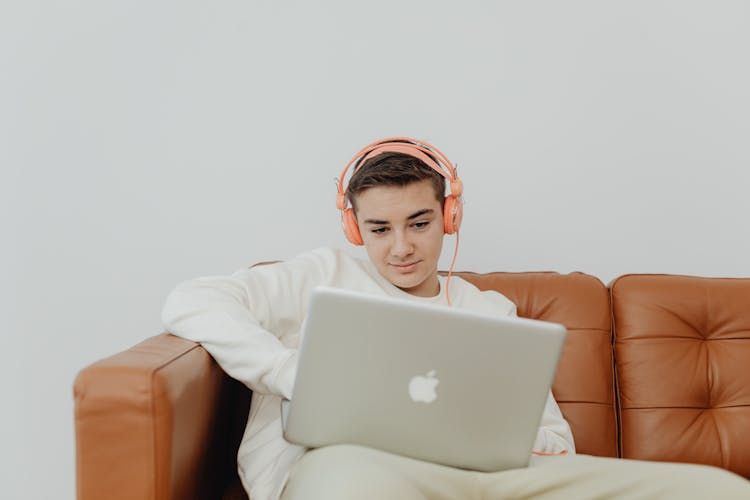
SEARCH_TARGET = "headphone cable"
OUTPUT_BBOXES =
[444,231,460,306]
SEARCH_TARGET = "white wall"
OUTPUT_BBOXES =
[3,1,749,498]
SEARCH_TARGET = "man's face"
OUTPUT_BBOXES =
[354,179,444,297]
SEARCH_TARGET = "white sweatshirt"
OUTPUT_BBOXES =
[161,247,575,500]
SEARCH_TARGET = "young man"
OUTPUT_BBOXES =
[162,138,750,500]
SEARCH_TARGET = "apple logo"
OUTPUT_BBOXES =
[408,370,439,403]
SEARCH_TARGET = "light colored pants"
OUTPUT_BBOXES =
[281,444,750,499]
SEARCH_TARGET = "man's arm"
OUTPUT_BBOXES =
[532,392,576,454]
[160,248,337,399]
[484,290,576,454]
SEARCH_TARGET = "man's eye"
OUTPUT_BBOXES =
[371,227,389,234]
[413,221,429,229]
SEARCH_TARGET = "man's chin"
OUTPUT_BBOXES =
[388,274,425,292]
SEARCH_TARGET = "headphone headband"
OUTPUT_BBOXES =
[336,137,462,211]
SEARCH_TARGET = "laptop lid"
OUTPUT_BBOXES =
[282,286,567,472]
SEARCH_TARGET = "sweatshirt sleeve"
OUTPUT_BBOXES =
[532,391,577,454]
[502,296,576,455]
[160,248,336,399]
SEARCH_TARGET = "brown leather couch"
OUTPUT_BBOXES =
[74,271,750,499]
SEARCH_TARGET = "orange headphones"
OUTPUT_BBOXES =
[336,137,464,246]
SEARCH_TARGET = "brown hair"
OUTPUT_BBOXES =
[345,152,446,212]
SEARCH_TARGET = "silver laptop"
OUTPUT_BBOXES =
[281,286,567,472]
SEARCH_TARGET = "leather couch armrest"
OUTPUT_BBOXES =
[74,333,250,500]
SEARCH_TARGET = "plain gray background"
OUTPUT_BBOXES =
[3,1,749,498]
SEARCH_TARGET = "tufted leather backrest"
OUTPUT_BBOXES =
[612,275,750,477]
[454,271,617,457]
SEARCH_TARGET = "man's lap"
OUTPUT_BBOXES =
[281,444,750,500]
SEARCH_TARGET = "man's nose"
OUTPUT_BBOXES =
[390,229,414,258]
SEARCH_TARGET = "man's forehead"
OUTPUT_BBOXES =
[353,181,442,220]
[356,181,438,204]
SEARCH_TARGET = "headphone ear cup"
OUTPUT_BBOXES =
[342,208,364,246]
[443,195,463,234]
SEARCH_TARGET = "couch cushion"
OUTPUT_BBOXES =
[455,271,617,457]
[612,274,750,477]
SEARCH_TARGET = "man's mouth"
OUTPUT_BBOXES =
[390,261,421,273]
